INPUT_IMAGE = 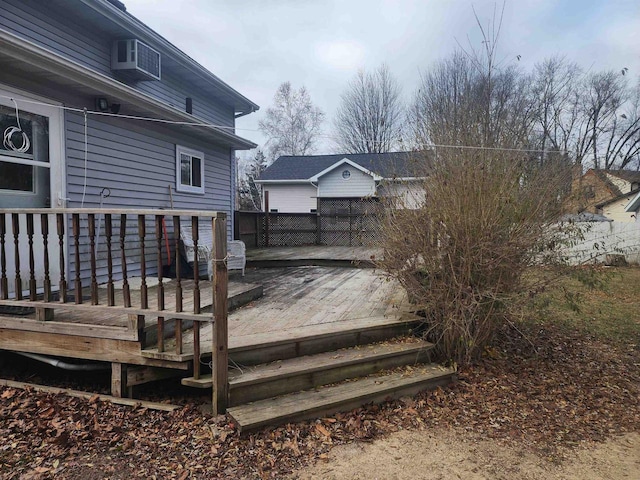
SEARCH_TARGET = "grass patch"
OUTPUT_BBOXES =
[529,266,640,345]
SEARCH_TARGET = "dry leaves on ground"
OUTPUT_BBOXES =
[1,321,639,479]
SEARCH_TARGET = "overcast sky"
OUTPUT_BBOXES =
[124,0,640,156]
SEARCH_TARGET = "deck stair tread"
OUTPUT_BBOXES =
[141,314,421,362]
[227,365,456,433]
[180,340,433,390]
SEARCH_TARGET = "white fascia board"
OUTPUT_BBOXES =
[0,30,256,149]
[625,191,640,212]
[253,179,310,184]
[310,158,382,182]
[382,176,427,182]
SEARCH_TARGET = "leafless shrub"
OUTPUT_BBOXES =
[379,149,575,365]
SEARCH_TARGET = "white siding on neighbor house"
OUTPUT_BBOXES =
[600,197,637,222]
[318,167,375,198]
[378,182,425,209]
[262,184,318,213]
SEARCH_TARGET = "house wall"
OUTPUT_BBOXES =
[65,111,234,283]
[378,182,425,209]
[600,197,637,222]
[262,184,317,213]
[318,167,375,198]
[0,0,234,127]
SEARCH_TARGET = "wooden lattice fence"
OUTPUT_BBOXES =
[235,198,382,247]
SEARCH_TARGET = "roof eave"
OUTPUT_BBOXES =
[80,0,259,115]
[0,29,256,150]
[625,191,640,212]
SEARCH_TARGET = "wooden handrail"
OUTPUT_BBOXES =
[0,207,229,415]
[0,208,224,217]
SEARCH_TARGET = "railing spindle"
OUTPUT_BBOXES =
[0,213,8,299]
[12,214,22,300]
[105,214,114,306]
[138,215,148,310]
[72,214,82,304]
[155,215,165,352]
[41,214,51,302]
[26,214,36,300]
[88,214,98,305]
[56,214,67,303]
[173,215,182,354]
[119,214,131,307]
[193,320,200,380]
[192,216,200,314]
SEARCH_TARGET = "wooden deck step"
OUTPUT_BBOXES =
[181,340,434,405]
[227,365,456,434]
[142,315,420,363]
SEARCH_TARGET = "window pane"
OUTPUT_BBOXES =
[191,157,202,187]
[180,155,191,185]
[0,105,49,162]
[0,161,33,192]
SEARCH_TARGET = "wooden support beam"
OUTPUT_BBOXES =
[0,378,179,412]
[111,362,129,398]
[212,214,229,414]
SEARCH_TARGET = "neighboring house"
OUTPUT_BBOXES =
[0,0,258,290]
[255,152,427,213]
[571,169,640,221]
[596,189,640,222]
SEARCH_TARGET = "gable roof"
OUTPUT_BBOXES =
[605,169,640,184]
[257,151,427,182]
[595,188,640,208]
[586,169,640,197]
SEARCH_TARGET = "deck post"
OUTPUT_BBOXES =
[264,191,270,248]
[316,197,322,245]
[212,214,228,414]
[111,363,130,398]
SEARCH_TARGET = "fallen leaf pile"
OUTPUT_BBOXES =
[1,321,638,479]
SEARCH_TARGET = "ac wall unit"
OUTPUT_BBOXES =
[111,39,161,81]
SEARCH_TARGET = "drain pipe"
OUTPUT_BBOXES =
[16,352,110,371]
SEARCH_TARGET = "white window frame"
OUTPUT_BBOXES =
[176,145,205,194]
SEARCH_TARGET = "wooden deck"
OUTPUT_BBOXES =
[246,246,382,268]
[142,266,415,361]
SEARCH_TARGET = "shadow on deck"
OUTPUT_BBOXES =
[246,246,383,268]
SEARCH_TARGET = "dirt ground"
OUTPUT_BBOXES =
[293,428,640,480]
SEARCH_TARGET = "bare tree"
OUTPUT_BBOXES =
[258,82,324,161]
[383,5,580,364]
[410,51,534,150]
[334,65,404,153]
[530,57,582,165]
[530,59,640,170]
[237,150,267,211]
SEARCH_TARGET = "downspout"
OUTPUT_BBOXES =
[16,352,110,371]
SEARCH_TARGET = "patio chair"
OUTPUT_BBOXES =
[179,226,245,279]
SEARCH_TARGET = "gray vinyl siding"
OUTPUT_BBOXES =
[65,111,233,285]
[318,167,376,198]
[1,0,234,127]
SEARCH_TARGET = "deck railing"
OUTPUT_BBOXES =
[0,208,229,413]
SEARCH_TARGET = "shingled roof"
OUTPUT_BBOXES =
[257,151,428,181]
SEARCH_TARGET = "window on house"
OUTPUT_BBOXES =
[176,145,204,194]
[0,105,49,194]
